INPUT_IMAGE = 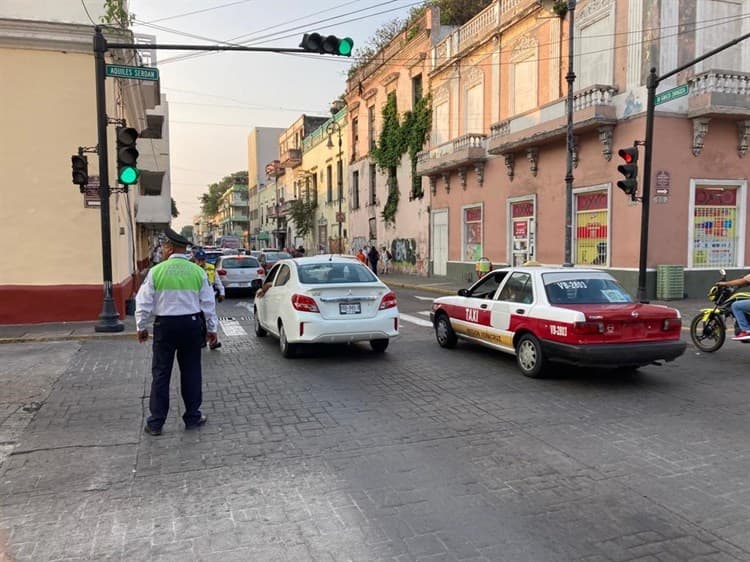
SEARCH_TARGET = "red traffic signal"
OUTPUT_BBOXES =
[616,146,639,197]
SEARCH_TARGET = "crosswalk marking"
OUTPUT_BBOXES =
[417,311,431,317]
[400,313,433,327]
[220,319,247,337]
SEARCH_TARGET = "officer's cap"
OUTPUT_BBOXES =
[162,227,190,247]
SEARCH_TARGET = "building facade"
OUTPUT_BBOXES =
[344,6,450,275]
[0,1,170,323]
[417,0,750,297]
[217,184,249,241]
[247,127,284,248]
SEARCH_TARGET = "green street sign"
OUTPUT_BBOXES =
[655,84,689,105]
[105,64,159,81]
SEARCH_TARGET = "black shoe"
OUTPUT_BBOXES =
[209,341,222,350]
[144,425,162,436]
[185,415,207,430]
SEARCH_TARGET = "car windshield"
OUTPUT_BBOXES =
[543,272,634,304]
[297,262,377,284]
[221,257,260,269]
[264,252,291,261]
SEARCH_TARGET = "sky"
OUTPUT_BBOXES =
[129,0,422,229]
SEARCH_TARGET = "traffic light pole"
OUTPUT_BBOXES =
[93,27,123,332]
[636,30,750,302]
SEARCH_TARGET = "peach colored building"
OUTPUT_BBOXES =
[344,7,451,274]
[0,4,170,323]
[417,0,750,298]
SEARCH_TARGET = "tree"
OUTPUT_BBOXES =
[436,0,493,25]
[171,197,179,218]
[199,171,248,215]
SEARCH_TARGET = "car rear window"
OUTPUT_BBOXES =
[543,272,633,304]
[297,263,377,284]
[221,257,260,269]
[264,252,291,261]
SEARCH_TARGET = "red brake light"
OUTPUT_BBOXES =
[573,321,604,334]
[291,293,319,313]
[379,291,398,310]
[257,269,265,275]
[217,269,227,276]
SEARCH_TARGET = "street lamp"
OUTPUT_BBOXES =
[562,0,577,267]
[326,120,344,253]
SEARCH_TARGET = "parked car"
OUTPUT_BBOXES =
[215,255,265,297]
[253,255,399,357]
[203,251,223,265]
[430,266,686,378]
[258,249,292,273]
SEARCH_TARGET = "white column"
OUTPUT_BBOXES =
[549,22,560,100]
[659,0,678,86]
[626,0,643,90]
[491,43,500,123]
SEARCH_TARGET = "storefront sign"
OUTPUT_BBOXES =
[513,221,528,238]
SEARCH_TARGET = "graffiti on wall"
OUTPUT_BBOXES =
[389,238,427,275]
[351,236,368,253]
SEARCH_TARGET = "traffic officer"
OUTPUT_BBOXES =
[135,228,218,436]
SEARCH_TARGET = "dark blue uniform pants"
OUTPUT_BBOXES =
[147,314,204,429]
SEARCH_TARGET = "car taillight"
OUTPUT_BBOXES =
[292,294,319,313]
[217,269,227,276]
[379,291,397,310]
[574,321,604,334]
[257,269,265,275]
[663,318,680,331]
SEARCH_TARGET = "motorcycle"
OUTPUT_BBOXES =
[690,268,750,352]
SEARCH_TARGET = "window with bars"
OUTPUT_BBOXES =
[352,170,360,209]
[692,186,740,268]
[574,190,609,266]
[326,165,333,202]
[369,164,377,205]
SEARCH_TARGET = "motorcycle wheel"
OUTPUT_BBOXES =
[690,313,726,353]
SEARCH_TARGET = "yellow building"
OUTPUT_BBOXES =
[0,3,170,324]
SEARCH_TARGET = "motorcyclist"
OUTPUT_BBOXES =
[716,273,750,340]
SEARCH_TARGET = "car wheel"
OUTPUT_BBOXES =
[515,333,546,378]
[370,339,389,353]
[253,307,266,337]
[434,313,457,348]
[279,323,296,358]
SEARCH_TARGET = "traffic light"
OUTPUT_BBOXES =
[71,154,88,188]
[299,33,353,56]
[116,126,140,185]
[616,146,639,197]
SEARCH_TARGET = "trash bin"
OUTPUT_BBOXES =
[475,257,492,279]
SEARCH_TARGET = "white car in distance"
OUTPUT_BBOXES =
[253,255,399,357]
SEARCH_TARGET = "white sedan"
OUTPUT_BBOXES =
[253,255,399,357]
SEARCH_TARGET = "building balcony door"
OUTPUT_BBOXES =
[432,210,448,276]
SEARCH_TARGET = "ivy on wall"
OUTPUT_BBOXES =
[371,93,432,224]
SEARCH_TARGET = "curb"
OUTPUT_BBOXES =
[0,332,136,345]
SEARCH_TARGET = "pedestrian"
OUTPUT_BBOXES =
[135,227,218,436]
[380,246,392,275]
[716,272,750,340]
[356,248,367,264]
[368,245,380,275]
[194,249,224,350]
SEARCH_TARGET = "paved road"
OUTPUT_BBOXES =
[1,288,750,561]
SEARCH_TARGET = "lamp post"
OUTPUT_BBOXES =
[326,120,343,253]
[563,0,577,267]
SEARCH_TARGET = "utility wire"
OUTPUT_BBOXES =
[145,0,256,24]
[80,0,97,25]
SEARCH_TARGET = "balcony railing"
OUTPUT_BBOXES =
[416,133,487,176]
[431,0,536,70]
[687,70,750,119]
[279,148,302,168]
[488,84,617,153]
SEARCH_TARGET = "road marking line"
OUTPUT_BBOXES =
[400,313,433,327]
[414,295,435,301]
[236,301,254,314]
[417,311,431,317]
[220,319,247,337]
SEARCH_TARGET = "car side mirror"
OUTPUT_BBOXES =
[458,288,469,297]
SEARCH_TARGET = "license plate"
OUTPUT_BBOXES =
[339,302,361,315]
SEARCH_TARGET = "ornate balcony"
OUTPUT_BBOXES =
[687,70,750,119]
[488,85,617,156]
[416,133,488,177]
[279,148,302,168]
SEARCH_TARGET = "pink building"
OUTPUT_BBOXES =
[417,0,750,298]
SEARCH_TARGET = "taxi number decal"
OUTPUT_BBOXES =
[465,308,479,323]
[550,324,568,336]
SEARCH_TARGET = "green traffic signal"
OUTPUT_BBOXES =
[119,165,139,185]
[338,37,353,56]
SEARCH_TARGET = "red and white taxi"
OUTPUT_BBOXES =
[430,266,686,377]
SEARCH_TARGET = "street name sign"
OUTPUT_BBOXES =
[105,64,159,81]
[655,84,688,105]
